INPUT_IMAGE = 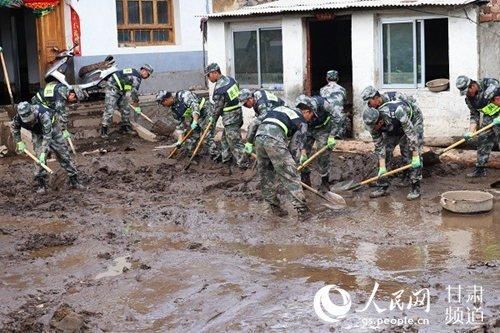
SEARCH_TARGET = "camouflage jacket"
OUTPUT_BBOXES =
[208,75,242,127]
[248,106,308,151]
[367,100,421,158]
[106,68,142,103]
[31,82,69,129]
[320,82,347,112]
[310,95,338,137]
[465,78,499,126]
[11,104,53,154]
[252,89,285,116]
[171,90,207,130]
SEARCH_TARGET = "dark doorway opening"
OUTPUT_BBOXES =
[0,7,39,105]
[307,15,353,137]
[424,18,449,83]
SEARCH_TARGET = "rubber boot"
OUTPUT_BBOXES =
[406,181,421,200]
[100,126,109,139]
[297,206,313,222]
[369,186,389,198]
[301,173,312,187]
[466,166,487,178]
[119,124,135,135]
[69,175,85,190]
[36,177,47,194]
[319,175,330,193]
[269,204,289,217]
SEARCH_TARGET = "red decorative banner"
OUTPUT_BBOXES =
[71,6,81,55]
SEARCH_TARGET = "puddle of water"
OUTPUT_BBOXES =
[95,255,131,280]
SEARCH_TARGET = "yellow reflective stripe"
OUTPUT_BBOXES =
[199,97,206,109]
[113,73,123,91]
[481,103,500,116]
[263,118,288,136]
[315,116,331,129]
[51,115,56,124]
[267,92,278,102]
[123,68,133,74]
[227,84,240,101]
[124,84,132,91]
[223,104,240,112]
[43,82,56,97]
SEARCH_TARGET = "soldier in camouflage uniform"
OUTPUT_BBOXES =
[245,98,317,220]
[11,102,84,193]
[456,75,500,177]
[32,82,79,144]
[100,64,153,138]
[294,94,337,193]
[156,90,211,153]
[361,86,424,200]
[238,88,285,117]
[205,63,248,168]
[320,70,349,138]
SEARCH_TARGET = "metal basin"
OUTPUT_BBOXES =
[440,190,494,214]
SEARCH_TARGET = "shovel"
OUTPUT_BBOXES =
[297,145,329,173]
[167,128,194,159]
[249,153,346,209]
[184,121,212,170]
[67,137,76,154]
[129,103,154,124]
[0,46,16,118]
[24,149,54,174]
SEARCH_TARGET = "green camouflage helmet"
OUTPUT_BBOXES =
[295,94,317,115]
[238,88,253,103]
[155,90,172,103]
[141,64,154,74]
[17,101,35,123]
[456,75,471,95]
[205,62,220,75]
[363,107,380,126]
[326,70,339,81]
[484,84,500,101]
[361,86,378,102]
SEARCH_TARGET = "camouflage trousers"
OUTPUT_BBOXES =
[102,88,132,127]
[378,126,424,188]
[303,123,332,177]
[255,134,307,210]
[476,115,500,167]
[179,117,216,155]
[33,127,78,180]
[221,123,248,167]
[331,109,349,139]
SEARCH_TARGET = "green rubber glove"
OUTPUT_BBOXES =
[208,116,214,124]
[300,154,308,165]
[63,129,71,139]
[190,120,198,130]
[411,155,422,169]
[176,139,183,148]
[464,132,473,141]
[493,117,500,126]
[378,167,387,177]
[16,141,26,154]
[133,106,142,114]
[38,152,46,165]
[244,142,253,154]
[326,136,336,150]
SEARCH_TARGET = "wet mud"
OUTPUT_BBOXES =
[0,134,499,332]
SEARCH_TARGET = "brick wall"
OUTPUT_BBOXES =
[212,0,276,13]
[480,0,500,22]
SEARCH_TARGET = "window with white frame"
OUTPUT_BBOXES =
[233,28,283,88]
[381,18,449,88]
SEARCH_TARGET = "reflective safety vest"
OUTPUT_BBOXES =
[112,68,140,92]
[481,103,500,117]
[254,90,285,116]
[36,82,58,106]
[172,94,206,121]
[309,96,331,129]
[262,106,305,137]
[19,105,50,135]
[214,77,240,112]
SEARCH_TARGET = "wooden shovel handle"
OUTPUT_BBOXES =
[297,145,329,172]
[441,123,495,155]
[188,122,212,163]
[24,150,54,174]
[67,137,76,154]
[360,164,412,186]
[168,128,194,158]
[140,112,154,124]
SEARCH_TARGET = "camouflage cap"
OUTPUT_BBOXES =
[155,90,172,103]
[205,62,220,75]
[484,84,500,101]
[326,70,339,81]
[141,64,154,74]
[361,86,378,102]
[238,88,253,103]
[295,94,317,115]
[363,107,380,126]
[17,101,35,122]
[456,75,471,95]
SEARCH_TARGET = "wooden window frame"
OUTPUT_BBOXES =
[116,0,175,46]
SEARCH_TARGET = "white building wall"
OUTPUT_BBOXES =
[281,16,306,104]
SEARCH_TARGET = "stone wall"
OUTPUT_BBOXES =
[480,0,500,22]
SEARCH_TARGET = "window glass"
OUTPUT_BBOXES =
[157,0,169,24]
[234,31,258,85]
[259,29,283,85]
[127,1,140,24]
[383,22,414,85]
[142,0,153,24]
[116,0,124,25]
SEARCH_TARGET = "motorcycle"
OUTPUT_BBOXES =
[44,44,118,100]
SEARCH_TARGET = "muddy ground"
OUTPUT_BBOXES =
[0,128,499,332]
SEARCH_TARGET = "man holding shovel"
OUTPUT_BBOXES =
[11,102,84,193]
[100,64,153,138]
[245,97,317,220]
[361,86,424,200]
[238,88,285,117]
[456,75,499,177]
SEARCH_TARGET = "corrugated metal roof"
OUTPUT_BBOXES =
[208,0,478,18]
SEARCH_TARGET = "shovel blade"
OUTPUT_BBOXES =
[324,191,347,207]
[422,149,441,166]
[331,180,360,192]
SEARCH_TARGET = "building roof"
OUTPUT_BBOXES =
[208,0,479,18]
